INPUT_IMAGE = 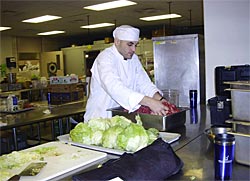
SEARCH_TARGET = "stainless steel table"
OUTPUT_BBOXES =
[169,133,250,180]
[170,106,249,180]
[0,100,86,150]
[2,104,249,180]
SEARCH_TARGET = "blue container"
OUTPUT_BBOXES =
[190,108,198,124]
[214,134,235,180]
[189,90,197,108]
[12,96,18,105]
[12,96,18,111]
[47,92,51,105]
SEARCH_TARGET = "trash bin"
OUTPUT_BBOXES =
[208,96,231,126]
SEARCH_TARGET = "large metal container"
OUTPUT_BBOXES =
[226,119,250,134]
[228,132,250,166]
[108,107,188,131]
[224,81,250,121]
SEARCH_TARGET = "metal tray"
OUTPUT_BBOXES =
[57,132,181,156]
[107,107,188,131]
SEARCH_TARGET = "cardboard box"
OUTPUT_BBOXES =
[48,84,77,93]
[50,75,78,84]
[50,91,83,105]
[0,83,9,92]
[8,83,22,91]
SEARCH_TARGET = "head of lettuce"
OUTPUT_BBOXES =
[69,116,159,152]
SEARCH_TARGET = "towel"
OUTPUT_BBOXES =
[72,138,184,181]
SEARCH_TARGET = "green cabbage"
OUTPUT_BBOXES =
[102,125,124,149]
[69,122,92,144]
[91,130,104,146]
[87,117,110,131]
[135,114,143,125]
[147,128,159,144]
[117,123,149,152]
[109,115,131,128]
[69,116,160,152]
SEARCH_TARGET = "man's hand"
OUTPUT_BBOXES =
[139,96,168,116]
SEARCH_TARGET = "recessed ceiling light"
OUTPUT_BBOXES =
[81,23,115,29]
[0,27,12,31]
[37,31,65,35]
[22,15,62,23]
[84,0,137,11]
[140,14,182,21]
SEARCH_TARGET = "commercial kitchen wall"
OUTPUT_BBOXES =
[1,1,249,103]
[0,37,70,66]
[203,0,250,101]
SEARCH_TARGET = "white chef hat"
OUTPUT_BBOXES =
[113,25,140,41]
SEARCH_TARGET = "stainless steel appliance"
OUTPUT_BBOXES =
[152,34,205,107]
[108,107,188,131]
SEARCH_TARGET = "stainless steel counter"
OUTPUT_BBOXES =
[169,106,249,180]
[1,103,249,180]
[0,100,86,150]
[67,105,250,180]
[169,133,250,180]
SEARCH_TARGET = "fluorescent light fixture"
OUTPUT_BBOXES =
[37,31,65,36]
[140,14,182,21]
[81,23,115,29]
[22,15,62,23]
[84,0,137,11]
[0,27,12,31]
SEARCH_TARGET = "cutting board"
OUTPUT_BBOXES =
[18,141,107,181]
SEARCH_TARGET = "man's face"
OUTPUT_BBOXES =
[115,39,138,60]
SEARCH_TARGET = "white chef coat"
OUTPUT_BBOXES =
[84,44,160,122]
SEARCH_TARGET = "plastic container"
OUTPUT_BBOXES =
[215,65,250,97]
[162,89,179,106]
[7,94,18,112]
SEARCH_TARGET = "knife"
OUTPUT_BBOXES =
[8,162,47,181]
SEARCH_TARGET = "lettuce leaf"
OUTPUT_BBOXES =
[69,122,92,144]
[117,123,149,152]
[102,125,124,149]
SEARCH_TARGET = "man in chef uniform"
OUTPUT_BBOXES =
[84,25,168,122]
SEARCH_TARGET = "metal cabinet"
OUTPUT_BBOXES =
[153,34,205,107]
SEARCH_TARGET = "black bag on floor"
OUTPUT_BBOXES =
[72,138,184,181]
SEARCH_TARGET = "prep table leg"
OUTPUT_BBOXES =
[65,117,70,133]
[12,127,18,150]
[51,120,55,140]
[37,123,41,143]
[58,118,63,135]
